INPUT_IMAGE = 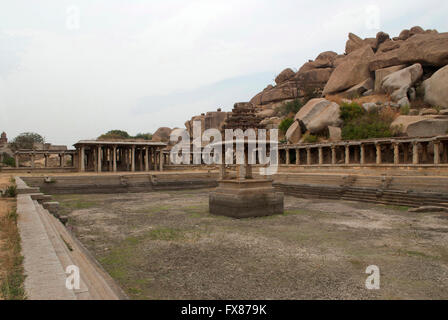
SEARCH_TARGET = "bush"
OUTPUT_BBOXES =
[3,185,17,198]
[2,153,15,167]
[341,109,394,140]
[340,102,365,122]
[400,105,410,115]
[278,118,294,134]
[302,133,318,143]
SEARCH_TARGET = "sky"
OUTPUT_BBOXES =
[0,0,447,146]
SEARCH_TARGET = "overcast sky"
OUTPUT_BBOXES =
[0,0,447,146]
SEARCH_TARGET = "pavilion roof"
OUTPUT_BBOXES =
[73,140,166,147]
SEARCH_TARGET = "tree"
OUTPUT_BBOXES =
[10,132,45,150]
[278,118,294,135]
[134,133,153,140]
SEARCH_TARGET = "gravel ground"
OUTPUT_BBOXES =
[54,189,448,300]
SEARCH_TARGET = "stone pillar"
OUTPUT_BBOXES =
[15,154,19,168]
[80,146,85,172]
[318,147,323,165]
[306,148,311,165]
[97,146,102,172]
[345,145,350,164]
[61,153,65,168]
[131,146,135,172]
[145,147,149,171]
[219,164,227,179]
[360,144,365,164]
[375,144,382,164]
[331,146,336,165]
[159,150,164,172]
[113,146,117,172]
[434,141,440,165]
[412,142,419,164]
[295,149,300,165]
[31,152,35,168]
[285,149,290,165]
[393,143,400,165]
[44,154,48,168]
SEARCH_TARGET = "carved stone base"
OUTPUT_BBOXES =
[209,179,284,218]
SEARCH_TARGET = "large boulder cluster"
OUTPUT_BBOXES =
[154,26,448,145]
[246,26,448,142]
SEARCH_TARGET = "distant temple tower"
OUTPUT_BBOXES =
[0,132,7,145]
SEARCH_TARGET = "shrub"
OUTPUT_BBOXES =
[341,109,394,140]
[340,102,365,122]
[2,153,15,167]
[302,133,318,143]
[3,185,17,198]
[278,118,294,134]
[301,87,321,103]
[400,105,410,115]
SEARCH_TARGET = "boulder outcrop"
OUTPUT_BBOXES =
[285,120,302,144]
[374,65,406,92]
[381,63,423,105]
[369,32,448,71]
[323,45,374,95]
[391,115,448,137]
[152,127,172,142]
[423,65,448,108]
[275,68,295,84]
[294,98,342,134]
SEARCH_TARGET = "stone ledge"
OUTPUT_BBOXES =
[17,194,76,300]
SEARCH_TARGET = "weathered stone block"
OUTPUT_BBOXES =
[209,179,284,218]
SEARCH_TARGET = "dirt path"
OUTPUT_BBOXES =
[55,190,448,300]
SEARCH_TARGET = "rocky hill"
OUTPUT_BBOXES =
[153,26,448,144]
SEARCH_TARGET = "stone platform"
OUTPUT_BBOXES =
[209,179,284,218]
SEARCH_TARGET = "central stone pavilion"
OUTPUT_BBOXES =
[209,103,284,218]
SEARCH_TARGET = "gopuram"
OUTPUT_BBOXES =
[209,102,284,218]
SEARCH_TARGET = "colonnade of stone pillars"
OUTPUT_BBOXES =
[77,144,165,173]
[280,137,448,166]
[14,151,76,168]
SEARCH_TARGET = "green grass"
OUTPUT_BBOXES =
[58,199,99,211]
[397,249,431,259]
[135,205,172,214]
[384,205,410,212]
[146,227,183,241]
[184,205,208,218]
